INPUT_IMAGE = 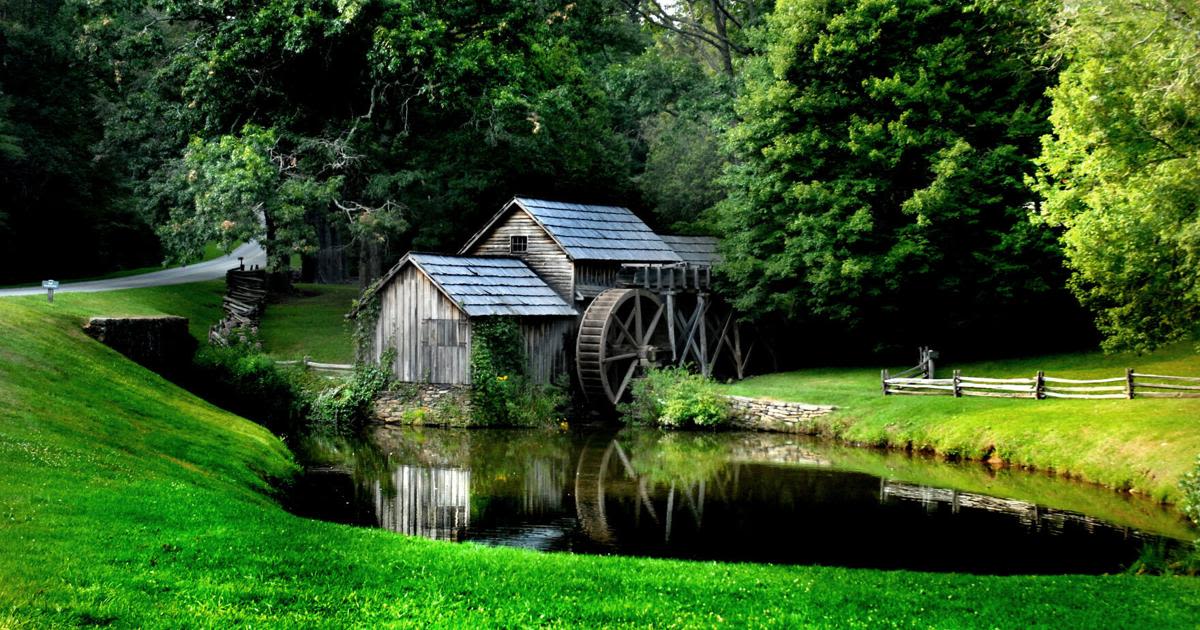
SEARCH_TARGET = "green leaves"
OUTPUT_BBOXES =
[716,0,1072,354]
[1035,0,1200,353]
[166,125,341,266]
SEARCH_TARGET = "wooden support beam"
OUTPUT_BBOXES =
[666,292,677,362]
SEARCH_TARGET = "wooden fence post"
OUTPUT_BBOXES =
[953,369,962,398]
[1035,370,1045,400]
[1125,368,1135,399]
[881,369,890,396]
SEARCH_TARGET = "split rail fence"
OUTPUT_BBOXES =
[276,357,354,374]
[881,367,1200,400]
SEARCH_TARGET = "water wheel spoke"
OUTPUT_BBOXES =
[613,361,639,402]
[641,304,665,345]
[611,312,639,347]
[602,352,638,364]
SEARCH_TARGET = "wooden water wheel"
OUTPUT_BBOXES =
[576,288,669,404]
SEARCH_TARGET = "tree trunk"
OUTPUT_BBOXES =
[359,237,384,289]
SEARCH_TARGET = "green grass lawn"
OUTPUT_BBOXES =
[724,343,1200,503]
[259,283,360,363]
[0,286,1197,626]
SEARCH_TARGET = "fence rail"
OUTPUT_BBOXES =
[881,367,1200,400]
[276,357,354,373]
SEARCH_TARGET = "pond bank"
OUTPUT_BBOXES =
[722,344,1200,503]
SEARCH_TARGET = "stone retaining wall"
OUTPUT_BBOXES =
[726,395,836,433]
[372,384,472,427]
[84,316,196,376]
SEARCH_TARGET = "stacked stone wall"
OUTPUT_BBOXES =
[372,384,472,427]
[725,396,836,433]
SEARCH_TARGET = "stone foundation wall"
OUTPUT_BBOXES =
[84,316,196,375]
[372,384,473,427]
[726,395,836,433]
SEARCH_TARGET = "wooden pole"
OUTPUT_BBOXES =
[882,369,890,396]
[732,323,744,380]
[666,292,677,363]
[1126,368,1135,399]
[698,294,708,377]
[953,369,962,398]
[1035,370,1045,400]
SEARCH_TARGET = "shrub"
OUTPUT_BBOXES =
[190,341,308,436]
[468,317,565,426]
[306,357,395,434]
[620,366,731,429]
[1183,455,1200,527]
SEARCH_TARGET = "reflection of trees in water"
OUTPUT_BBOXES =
[374,465,470,541]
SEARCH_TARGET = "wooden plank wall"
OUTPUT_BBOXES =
[574,262,621,297]
[375,265,472,384]
[465,209,575,300]
[520,318,573,384]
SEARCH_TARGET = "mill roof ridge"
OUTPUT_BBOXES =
[460,197,684,263]
[350,252,576,319]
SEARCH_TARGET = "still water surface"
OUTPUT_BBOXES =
[291,426,1193,574]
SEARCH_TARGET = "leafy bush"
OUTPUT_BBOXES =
[1182,455,1200,527]
[620,366,731,429]
[468,317,564,426]
[190,341,308,436]
[306,357,395,434]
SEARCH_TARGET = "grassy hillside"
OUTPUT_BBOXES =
[260,283,359,363]
[0,287,1198,626]
[724,343,1200,502]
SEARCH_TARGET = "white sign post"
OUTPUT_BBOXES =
[42,280,59,303]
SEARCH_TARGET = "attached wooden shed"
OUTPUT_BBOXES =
[459,197,684,302]
[359,253,577,385]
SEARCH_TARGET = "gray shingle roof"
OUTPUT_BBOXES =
[410,253,576,317]
[660,235,722,266]
[511,198,683,263]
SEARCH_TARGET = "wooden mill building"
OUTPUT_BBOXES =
[357,197,731,399]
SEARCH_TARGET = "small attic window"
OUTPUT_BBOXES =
[509,235,528,254]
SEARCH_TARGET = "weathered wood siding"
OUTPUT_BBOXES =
[374,265,472,384]
[573,262,623,298]
[466,209,574,300]
[520,318,573,384]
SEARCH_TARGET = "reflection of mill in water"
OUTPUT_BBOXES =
[575,438,708,545]
[375,466,470,541]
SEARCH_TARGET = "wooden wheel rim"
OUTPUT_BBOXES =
[576,288,666,404]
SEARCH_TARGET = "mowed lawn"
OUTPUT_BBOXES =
[260,283,359,364]
[724,343,1200,502]
[0,285,1198,627]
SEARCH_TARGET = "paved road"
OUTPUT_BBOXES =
[0,242,267,297]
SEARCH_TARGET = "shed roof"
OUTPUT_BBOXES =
[462,197,683,263]
[355,253,577,318]
[660,235,722,266]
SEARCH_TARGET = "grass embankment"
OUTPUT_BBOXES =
[1,288,1198,626]
[725,344,1200,502]
[259,283,358,364]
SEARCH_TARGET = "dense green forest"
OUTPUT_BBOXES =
[1,0,1196,358]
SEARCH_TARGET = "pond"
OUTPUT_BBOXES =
[289,426,1195,574]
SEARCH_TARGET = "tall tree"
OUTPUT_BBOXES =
[1035,0,1200,353]
[0,0,159,284]
[715,0,1081,357]
[83,0,641,282]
